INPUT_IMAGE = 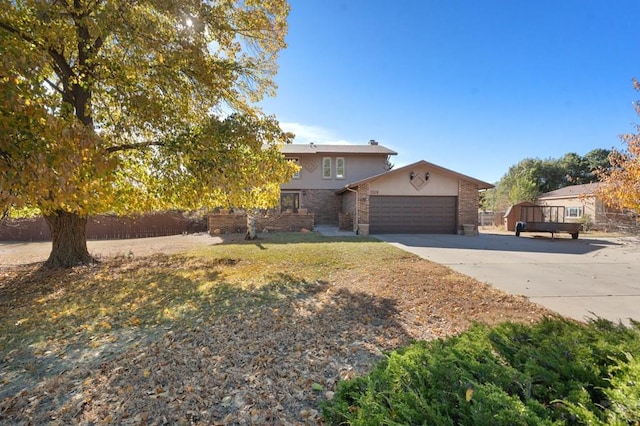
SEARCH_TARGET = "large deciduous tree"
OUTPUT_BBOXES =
[0,0,298,267]
[596,79,640,213]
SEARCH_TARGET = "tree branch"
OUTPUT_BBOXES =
[106,141,165,154]
[0,19,40,47]
[47,47,75,102]
[44,77,64,96]
[0,9,75,93]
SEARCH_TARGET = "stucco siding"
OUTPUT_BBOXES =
[537,197,597,223]
[369,167,458,196]
[282,154,389,190]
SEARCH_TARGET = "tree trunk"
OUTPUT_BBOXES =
[245,213,257,240]
[44,210,95,268]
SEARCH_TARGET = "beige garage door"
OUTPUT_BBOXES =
[369,196,457,234]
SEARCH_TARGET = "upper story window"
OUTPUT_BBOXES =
[336,157,345,179]
[322,157,332,179]
[288,157,300,179]
[566,207,583,218]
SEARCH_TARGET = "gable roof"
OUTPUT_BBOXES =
[281,143,397,156]
[337,160,494,193]
[537,183,600,200]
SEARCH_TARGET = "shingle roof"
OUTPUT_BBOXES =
[537,183,600,199]
[281,143,397,155]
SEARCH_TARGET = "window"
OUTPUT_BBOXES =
[280,192,299,212]
[566,207,583,218]
[336,157,345,179]
[289,157,300,179]
[322,157,332,179]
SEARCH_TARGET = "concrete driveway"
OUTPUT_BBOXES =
[375,232,640,324]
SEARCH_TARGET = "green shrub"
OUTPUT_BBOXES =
[578,214,593,231]
[322,317,640,425]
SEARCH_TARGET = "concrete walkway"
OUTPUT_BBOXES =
[314,225,357,237]
[375,232,640,324]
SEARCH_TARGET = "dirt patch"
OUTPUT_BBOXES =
[0,233,239,266]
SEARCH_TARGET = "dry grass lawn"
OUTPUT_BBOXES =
[0,233,553,425]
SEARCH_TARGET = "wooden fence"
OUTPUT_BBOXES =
[0,212,208,241]
[478,211,503,227]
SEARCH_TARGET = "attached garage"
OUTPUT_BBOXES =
[338,160,494,235]
[369,195,457,234]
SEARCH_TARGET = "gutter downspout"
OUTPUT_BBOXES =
[344,186,359,234]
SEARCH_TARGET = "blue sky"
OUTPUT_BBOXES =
[259,1,640,184]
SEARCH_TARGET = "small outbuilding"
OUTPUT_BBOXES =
[503,202,537,232]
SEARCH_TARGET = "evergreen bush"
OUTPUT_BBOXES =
[323,317,640,425]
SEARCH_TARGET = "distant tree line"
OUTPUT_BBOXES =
[481,149,611,211]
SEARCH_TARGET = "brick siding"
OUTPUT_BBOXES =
[338,212,353,230]
[208,212,314,234]
[300,189,341,224]
[357,183,371,227]
[458,180,479,229]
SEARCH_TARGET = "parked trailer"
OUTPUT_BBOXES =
[515,205,582,239]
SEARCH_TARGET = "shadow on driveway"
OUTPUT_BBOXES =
[376,232,620,255]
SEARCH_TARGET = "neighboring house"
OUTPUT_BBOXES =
[281,141,494,234]
[503,183,633,232]
[536,182,638,229]
[535,183,607,227]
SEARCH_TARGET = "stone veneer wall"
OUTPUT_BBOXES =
[458,180,479,229]
[208,212,314,234]
[301,189,342,225]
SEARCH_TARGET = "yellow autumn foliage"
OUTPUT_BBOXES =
[597,79,640,213]
[0,0,294,217]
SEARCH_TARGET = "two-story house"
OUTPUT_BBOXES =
[280,141,395,224]
[281,140,494,234]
